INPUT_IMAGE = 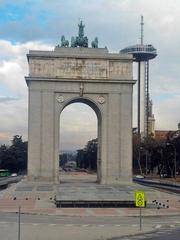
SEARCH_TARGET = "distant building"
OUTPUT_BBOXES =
[148,100,155,136]
[155,130,176,141]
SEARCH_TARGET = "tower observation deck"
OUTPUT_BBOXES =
[120,44,157,61]
[120,16,157,138]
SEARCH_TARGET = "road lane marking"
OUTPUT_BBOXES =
[170,224,175,228]
[155,224,162,228]
[132,224,138,227]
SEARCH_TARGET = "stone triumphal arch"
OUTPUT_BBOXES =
[25,46,135,184]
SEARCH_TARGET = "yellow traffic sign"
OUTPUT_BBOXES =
[135,191,145,207]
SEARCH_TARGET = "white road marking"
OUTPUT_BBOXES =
[155,224,162,228]
[132,224,138,227]
[32,223,39,226]
[66,224,73,227]
[170,224,175,228]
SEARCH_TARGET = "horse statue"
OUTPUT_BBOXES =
[91,37,98,48]
[71,37,76,47]
[61,35,69,47]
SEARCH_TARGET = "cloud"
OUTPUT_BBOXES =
[0,96,17,102]
[0,40,53,145]
[60,103,97,150]
[154,95,180,130]
[0,40,98,148]
[0,0,180,149]
[0,40,53,97]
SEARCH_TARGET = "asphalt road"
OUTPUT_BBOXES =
[0,212,180,227]
[0,212,179,225]
[124,228,180,240]
[146,229,180,240]
[0,213,179,240]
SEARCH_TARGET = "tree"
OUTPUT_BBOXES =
[133,128,180,178]
[84,139,97,171]
[59,153,68,167]
[0,135,27,173]
[76,138,97,171]
[76,149,86,168]
[133,133,167,176]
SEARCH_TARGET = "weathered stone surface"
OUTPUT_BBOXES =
[26,47,135,184]
[27,48,132,80]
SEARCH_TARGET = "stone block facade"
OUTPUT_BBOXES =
[26,47,135,184]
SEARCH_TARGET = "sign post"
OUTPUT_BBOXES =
[18,206,21,240]
[135,191,145,231]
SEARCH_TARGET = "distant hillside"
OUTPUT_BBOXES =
[59,150,77,156]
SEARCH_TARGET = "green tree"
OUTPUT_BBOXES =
[84,139,97,171]
[0,135,27,173]
[76,138,97,171]
[133,133,166,176]
[76,149,86,168]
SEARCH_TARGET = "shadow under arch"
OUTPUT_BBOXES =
[60,96,102,183]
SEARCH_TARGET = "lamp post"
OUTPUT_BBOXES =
[138,146,143,175]
[167,143,177,179]
[145,149,148,176]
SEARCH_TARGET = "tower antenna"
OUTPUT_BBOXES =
[121,15,157,139]
[141,15,144,45]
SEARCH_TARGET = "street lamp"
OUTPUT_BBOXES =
[166,143,177,179]
[138,146,148,176]
[138,146,143,176]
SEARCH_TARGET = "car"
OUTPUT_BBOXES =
[11,173,17,177]
[135,175,145,179]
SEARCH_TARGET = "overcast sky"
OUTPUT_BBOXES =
[0,0,180,150]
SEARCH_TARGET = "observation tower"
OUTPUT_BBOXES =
[120,16,157,138]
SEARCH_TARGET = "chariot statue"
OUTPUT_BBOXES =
[57,21,100,49]
[73,20,89,47]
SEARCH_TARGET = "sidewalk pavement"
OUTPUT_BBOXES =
[0,220,157,240]
[0,175,180,217]
[0,176,179,240]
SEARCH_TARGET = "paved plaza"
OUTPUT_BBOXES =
[0,173,180,217]
[0,173,179,240]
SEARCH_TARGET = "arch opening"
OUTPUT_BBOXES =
[59,98,102,184]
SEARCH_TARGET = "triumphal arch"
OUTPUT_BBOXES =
[25,22,135,184]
